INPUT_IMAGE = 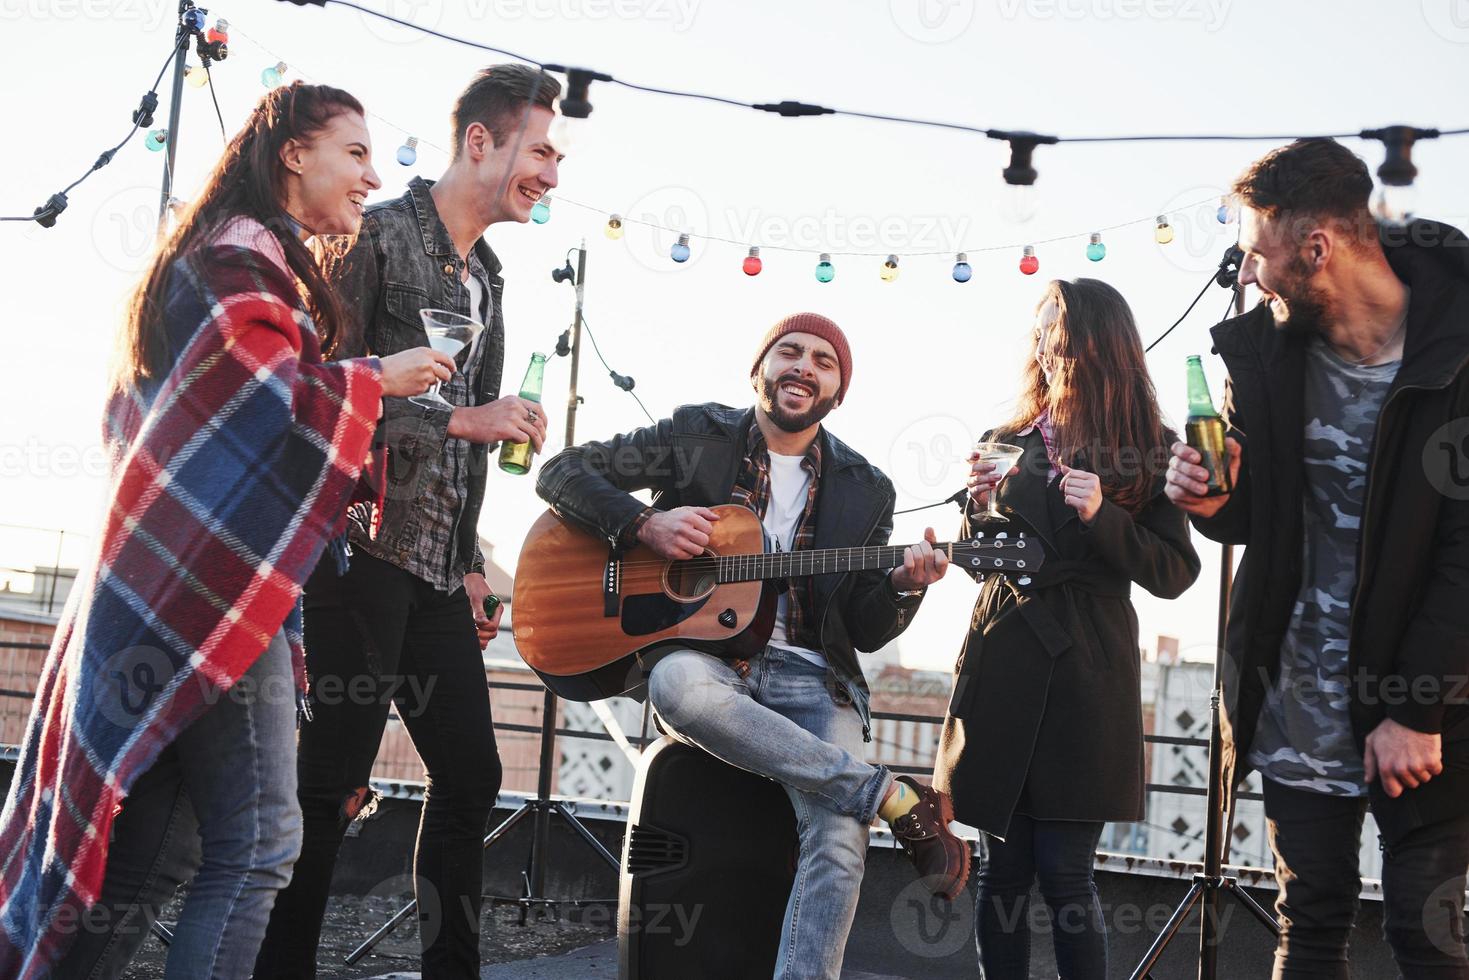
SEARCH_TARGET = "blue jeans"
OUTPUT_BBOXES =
[647,646,892,980]
[974,815,1108,980]
[51,631,303,980]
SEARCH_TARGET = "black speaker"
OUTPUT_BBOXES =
[618,737,798,979]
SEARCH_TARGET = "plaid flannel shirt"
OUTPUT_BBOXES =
[729,420,823,651]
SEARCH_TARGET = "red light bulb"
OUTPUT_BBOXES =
[742,246,762,276]
[1019,245,1039,275]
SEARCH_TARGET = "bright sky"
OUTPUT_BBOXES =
[3,0,1467,670]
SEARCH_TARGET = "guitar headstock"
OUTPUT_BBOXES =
[949,531,1045,583]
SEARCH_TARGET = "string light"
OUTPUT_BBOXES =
[1364,125,1434,227]
[396,136,418,166]
[952,253,971,283]
[998,131,1057,225]
[181,7,206,32]
[815,253,835,282]
[145,129,168,152]
[1086,232,1106,262]
[261,62,286,88]
[1216,195,1235,224]
[670,232,691,263]
[880,254,900,282]
[207,17,229,45]
[604,214,624,239]
[742,246,762,276]
[531,194,552,224]
[1019,245,1039,276]
[1154,215,1174,244]
[185,65,209,89]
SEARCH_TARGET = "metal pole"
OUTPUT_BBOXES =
[527,242,588,906]
[157,3,190,233]
[1197,284,1246,979]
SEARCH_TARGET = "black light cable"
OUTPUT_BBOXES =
[0,32,189,225]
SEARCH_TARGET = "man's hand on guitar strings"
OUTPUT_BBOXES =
[638,506,723,560]
[891,526,948,592]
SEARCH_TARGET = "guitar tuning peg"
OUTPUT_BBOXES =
[1018,576,1032,586]
[995,531,1009,539]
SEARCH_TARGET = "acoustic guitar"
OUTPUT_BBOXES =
[512,503,1044,701]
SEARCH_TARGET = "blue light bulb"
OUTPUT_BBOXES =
[952,252,971,282]
[145,129,168,152]
[670,233,691,263]
[530,195,551,224]
[1086,232,1106,262]
[261,62,286,88]
[396,137,418,166]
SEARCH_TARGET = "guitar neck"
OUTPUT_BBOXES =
[715,545,944,584]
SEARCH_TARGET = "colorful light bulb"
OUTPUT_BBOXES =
[742,246,762,276]
[1086,232,1106,262]
[670,233,691,263]
[879,255,900,282]
[530,194,551,224]
[207,18,229,44]
[815,253,835,283]
[182,7,207,32]
[185,65,209,89]
[261,62,286,88]
[1019,245,1039,276]
[1155,216,1174,245]
[145,128,168,152]
[1216,196,1235,224]
[952,252,972,282]
[396,137,418,166]
[605,214,624,240]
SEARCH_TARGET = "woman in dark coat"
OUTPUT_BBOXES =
[933,278,1201,979]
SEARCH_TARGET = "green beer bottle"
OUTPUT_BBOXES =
[499,352,547,475]
[1185,354,1232,497]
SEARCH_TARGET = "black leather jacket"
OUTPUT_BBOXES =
[335,176,506,583]
[535,403,925,741]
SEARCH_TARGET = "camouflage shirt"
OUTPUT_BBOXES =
[1249,335,1400,796]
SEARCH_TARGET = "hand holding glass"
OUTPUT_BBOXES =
[411,309,484,409]
[972,441,1024,522]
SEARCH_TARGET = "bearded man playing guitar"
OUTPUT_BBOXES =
[534,313,969,980]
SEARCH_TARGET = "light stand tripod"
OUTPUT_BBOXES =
[347,242,620,966]
[1127,253,1280,980]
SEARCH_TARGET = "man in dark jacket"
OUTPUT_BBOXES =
[1167,138,1469,978]
[537,313,966,980]
[255,65,557,978]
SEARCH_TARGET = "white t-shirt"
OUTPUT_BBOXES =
[764,452,828,669]
[462,273,487,362]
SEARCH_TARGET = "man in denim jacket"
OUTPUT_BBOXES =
[255,65,560,979]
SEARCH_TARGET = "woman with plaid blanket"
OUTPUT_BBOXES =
[0,83,453,979]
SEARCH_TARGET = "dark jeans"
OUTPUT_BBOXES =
[974,815,1107,980]
[253,553,501,980]
[1264,778,1469,980]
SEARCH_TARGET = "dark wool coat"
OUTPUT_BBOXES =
[933,429,1201,838]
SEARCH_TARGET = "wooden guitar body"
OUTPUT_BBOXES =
[513,505,776,700]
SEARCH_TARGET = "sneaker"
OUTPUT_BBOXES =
[888,775,971,901]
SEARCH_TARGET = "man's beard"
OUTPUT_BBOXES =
[1267,251,1332,336]
[757,372,839,433]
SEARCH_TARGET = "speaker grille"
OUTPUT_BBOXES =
[626,823,688,876]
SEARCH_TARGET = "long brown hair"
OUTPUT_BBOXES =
[113,82,365,391]
[993,278,1172,514]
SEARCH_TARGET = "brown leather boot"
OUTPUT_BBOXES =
[888,775,971,901]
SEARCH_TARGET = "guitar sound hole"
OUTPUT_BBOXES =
[663,551,718,601]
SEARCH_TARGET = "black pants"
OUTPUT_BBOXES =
[974,815,1108,980]
[1264,778,1469,979]
[254,553,501,979]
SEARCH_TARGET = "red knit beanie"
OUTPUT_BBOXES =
[750,312,852,404]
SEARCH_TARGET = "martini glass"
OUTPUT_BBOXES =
[410,309,483,409]
[973,441,1024,522]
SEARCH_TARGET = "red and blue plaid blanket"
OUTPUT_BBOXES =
[0,217,383,976]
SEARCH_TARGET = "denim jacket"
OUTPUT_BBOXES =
[335,176,507,586]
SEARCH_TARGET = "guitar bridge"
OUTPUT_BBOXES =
[603,552,620,618]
